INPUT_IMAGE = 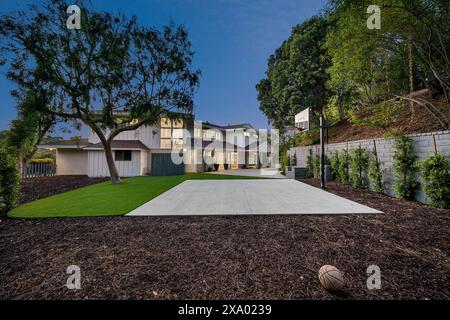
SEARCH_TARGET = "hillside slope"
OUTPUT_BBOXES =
[295,90,449,146]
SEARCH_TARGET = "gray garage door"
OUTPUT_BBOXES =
[151,153,185,176]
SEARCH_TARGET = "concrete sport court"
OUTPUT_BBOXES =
[127,179,382,216]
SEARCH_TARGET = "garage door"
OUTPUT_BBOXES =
[151,153,185,176]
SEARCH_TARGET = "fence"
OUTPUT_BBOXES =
[23,162,57,179]
[288,130,450,204]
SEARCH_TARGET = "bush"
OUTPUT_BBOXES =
[368,148,384,193]
[417,153,450,209]
[290,129,320,147]
[330,151,340,181]
[350,146,369,189]
[393,136,419,200]
[290,153,297,166]
[306,149,314,178]
[313,154,321,178]
[350,101,402,131]
[0,147,20,216]
[31,157,55,164]
[280,152,290,173]
[337,149,350,184]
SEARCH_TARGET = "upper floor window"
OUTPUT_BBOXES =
[160,117,184,149]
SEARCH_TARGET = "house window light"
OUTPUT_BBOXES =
[160,139,172,149]
[172,139,183,150]
[160,128,172,138]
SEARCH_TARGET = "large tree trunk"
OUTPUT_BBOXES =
[88,123,121,184]
[16,149,24,179]
[104,142,121,184]
[408,42,415,120]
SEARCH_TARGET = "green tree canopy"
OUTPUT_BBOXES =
[325,0,449,124]
[256,16,333,136]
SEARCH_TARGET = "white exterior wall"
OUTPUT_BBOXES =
[88,125,161,149]
[87,150,141,177]
[56,149,88,175]
[141,151,149,175]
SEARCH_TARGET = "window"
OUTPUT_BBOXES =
[115,150,132,161]
[172,119,184,128]
[161,118,171,128]
[172,139,183,150]
[160,128,172,138]
[160,117,185,149]
[160,139,172,149]
[172,129,184,139]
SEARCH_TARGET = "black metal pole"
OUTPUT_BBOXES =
[320,113,325,189]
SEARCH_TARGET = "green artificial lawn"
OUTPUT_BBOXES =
[9,173,266,219]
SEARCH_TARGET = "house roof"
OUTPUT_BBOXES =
[222,123,254,130]
[202,122,255,130]
[38,138,89,149]
[83,140,150,151]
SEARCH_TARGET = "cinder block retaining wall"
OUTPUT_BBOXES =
[288,130,450,204]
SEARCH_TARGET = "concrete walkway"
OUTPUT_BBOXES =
[127,179,381,216]
[207,168,286,179]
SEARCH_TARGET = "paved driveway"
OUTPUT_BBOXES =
[127,179,381,216]
[207,168,286,179]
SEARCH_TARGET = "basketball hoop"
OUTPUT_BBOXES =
[294,108,310,132]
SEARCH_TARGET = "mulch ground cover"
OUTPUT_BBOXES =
[0,179,449,299]
[19,176,109,204]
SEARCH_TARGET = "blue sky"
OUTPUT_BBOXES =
[0,0,327,136]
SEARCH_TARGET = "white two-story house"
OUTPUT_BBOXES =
[40,117,265,177]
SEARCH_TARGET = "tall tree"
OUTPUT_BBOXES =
[0,0,200,184]
[326,0,449,125]
[256,16,332,135]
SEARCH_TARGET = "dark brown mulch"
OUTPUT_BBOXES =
[0,179,449,300]
[19,176,109,204]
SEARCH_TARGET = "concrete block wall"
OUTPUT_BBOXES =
[288,130,450,204]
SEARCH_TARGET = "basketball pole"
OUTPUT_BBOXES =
[320,113,325,189]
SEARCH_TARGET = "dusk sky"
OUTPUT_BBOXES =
[0,0,327,136]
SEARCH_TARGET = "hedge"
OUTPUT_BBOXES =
[0,147,20,216]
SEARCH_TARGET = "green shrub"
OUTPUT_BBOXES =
[313,154,321,178]
[337,149,350,184]
[350,101,402,131]
[0,147,20,216]
[290,129,320,147]
[280,152,290,173]
[290,153,297,166]
[417,153,450,209]
[31,157,55,164]
[393,136,419,200]
[306,149,314,178]
[330,151,340,181]
[368,148,384,193]
[350,146,369,189]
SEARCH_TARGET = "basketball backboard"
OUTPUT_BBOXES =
[295,108,310,131]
